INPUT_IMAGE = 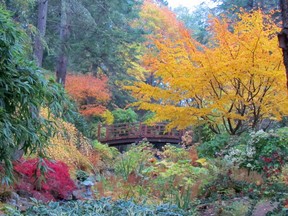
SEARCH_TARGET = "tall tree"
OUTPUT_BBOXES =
[128,10,288,134]
[56,0,69,85]
[137,0,183,86]
[279,0,288,89]
[212,0,279,15]
[34,0,48,67]
[66,0,144,107]
[174,4,212,45]
[65,74,111,117]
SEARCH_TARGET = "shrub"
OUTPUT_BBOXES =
[162,145,189,162]
[41,109,99,173]
[197,133,231,158]
[14,159,76,201]
[221,201,250,215]
[101,110,114,125]
[140,111,155,122]
[223,128,288,178]
[114,143,153,180]
[141,158,209,209]
[65,74,111,117]
[112,108,138,123]
[93,141,119,165]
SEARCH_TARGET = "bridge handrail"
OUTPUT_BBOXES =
[97,122,183,143]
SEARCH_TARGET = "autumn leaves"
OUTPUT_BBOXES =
[128,2,288,134]
[64,1,288,134]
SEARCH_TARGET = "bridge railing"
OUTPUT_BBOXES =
[97,122,184,143]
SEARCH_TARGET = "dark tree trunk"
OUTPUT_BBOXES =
[34,0,48,67]
[247,0,255,10]
[279,0,288,89]
[56,54,68,85]
[56,0,69,86]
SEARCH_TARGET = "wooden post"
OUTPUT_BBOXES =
[106,125,110,140]
[143,125,147,138]
[97,124,101,139]
[137,122,142,137]
[126,123,129,136]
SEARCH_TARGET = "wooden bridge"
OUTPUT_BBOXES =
[97,122,184,146]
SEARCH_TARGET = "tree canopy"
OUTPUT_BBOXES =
[65,74,111,117]
[128,7,288,134]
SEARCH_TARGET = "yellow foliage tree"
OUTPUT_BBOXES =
[128,9,288,134]
[101,110,114,125]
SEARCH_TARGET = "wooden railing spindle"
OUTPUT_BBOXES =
[99,122,184,145]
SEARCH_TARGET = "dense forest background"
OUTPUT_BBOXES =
[1,0,282,108]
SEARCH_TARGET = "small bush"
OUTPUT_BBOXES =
[222,128,288,178]
[221,201,250,216]
[93,141,119,164]
[112,108,138,123]
[114,143,153,180]
[162,145,189,162]
[41,108,98,172]
[197,133,230,158]
[14,159,76,201]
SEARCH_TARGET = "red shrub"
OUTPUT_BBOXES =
[14,159,76,201]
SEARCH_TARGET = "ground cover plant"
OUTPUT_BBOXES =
[4,198,192,216]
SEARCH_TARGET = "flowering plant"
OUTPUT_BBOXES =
[223,128,288,178]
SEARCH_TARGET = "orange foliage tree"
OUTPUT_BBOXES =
[128,7,288,134]
[65,74,111,117]
[136,0,185,85]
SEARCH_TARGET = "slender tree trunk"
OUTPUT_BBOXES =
[279,0,288,89]
[247,0,254,10]
[34,0,48,67]
[259,0,264,10]
[56,0,69,86]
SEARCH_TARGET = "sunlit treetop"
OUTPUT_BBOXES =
[128,6,288,134]
[65,74,111,117]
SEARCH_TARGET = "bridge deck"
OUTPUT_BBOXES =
[97,122,184,146]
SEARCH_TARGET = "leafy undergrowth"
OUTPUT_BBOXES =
[41,109,101,173]
[89,129,288,215]
[5,198,191,216]
[2,128,288,215]
[94,143,209,207]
